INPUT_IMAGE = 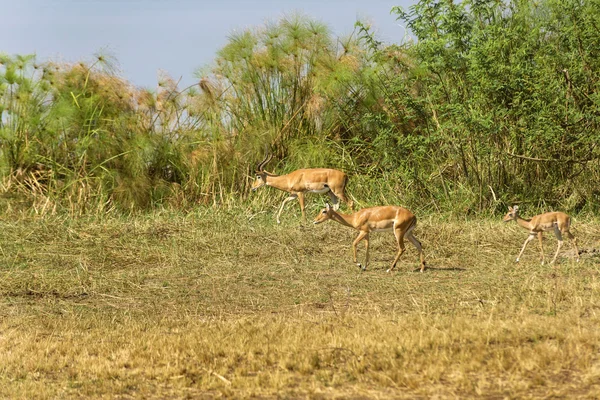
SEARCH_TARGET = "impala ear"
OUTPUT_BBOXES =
[325,203,331,211]
[513,205,519,212]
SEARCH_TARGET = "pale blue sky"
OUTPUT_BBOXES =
[3,0,416,88]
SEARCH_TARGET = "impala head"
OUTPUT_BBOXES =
[251,146,273,192]
[314,203,334,224]
[503,205,519,222]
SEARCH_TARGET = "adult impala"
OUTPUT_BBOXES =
[251,149,353,224]
[314,203,425,272]
[503,205,580,264]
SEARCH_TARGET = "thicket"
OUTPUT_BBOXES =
[1,0,599,216]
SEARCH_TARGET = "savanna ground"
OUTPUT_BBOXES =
[1,205,600,399]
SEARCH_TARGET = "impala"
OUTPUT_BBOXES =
[503,205,580,264]
[251,148,353,224]
[314,203,425,272]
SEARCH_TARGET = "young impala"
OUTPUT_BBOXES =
[503,205,580,264]
[251,148,353,224]
[314,203,425,272]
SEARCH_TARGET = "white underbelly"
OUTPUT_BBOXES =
[372,227,393,233]
[308,187,330,194]
[541,223,558,231]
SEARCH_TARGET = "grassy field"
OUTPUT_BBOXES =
[1,206,600,399]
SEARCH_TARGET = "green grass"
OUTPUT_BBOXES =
[1,206,600,398]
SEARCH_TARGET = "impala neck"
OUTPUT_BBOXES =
[515,215,532,230]
[328,210,356,229]
[264,173,290,191]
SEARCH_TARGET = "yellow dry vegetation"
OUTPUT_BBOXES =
[1,209,599,398]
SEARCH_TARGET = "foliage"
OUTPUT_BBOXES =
[2,2,600,215]
[382,0,600,212]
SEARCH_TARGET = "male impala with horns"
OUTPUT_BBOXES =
[252,147,353,224]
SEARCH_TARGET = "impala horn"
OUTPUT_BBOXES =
[256,145,273,172]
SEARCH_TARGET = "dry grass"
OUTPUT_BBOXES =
[1,207,600,399]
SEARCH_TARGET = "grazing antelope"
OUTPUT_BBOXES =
[251,148,353,224]
[314,203,425,272]
[503,205,580,264]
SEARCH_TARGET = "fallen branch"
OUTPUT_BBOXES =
[204,368,232,386]
[506,151,597,165]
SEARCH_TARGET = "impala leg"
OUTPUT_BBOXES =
[276,194,298,224]
[516,233,535,263]
[566,231,580,262]
[337,183,353,211]
[345,194,354,211]
[407,232,425,272]
[352,231,368,271]
[297,192,306,221]
[550,226,563,264]
[327,191,340,211]
[537,232,545,265]
[336,190,353,210]
[363,235,370,272]
[331,187,353,210]
[388,228,406,273]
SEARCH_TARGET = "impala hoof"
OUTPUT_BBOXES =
[386,268,391,273]
[515,259,520,263]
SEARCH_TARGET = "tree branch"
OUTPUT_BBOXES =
[506,150,598,165]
